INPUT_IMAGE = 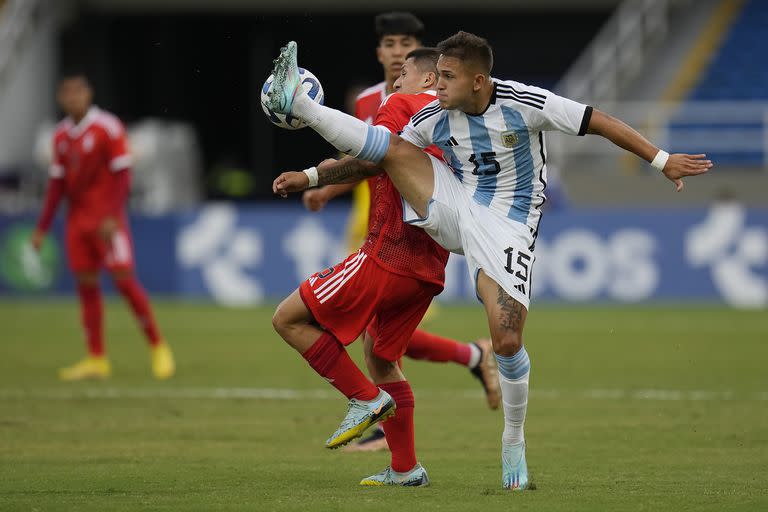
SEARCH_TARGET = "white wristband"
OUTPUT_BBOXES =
[303,166,319,188]
[651,150,669,172]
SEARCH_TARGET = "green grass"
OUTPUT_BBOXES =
[1,301,767,511]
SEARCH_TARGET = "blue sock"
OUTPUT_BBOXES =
[495,347,530,381]
[357,125,390,163]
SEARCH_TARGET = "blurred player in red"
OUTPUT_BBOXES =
[300,12,499,454]
[31,72,175,381]
[303,12,423,243]
[272,48,489,486]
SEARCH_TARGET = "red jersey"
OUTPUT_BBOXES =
[359,90,449,287]
[353,82,387,237]
[354,82,388,124]
[50,107,132,229]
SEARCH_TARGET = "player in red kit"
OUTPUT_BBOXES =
[271,49,491,487]
[299,13,500,454]
[31,72,175,381]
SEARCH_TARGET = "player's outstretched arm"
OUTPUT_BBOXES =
[30,177,65,251]
[587,109,713,192]
[273,156,384,197]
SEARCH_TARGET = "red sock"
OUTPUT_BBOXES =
[114,277,161,346]
[405,329,472,366]
[302,332,379,401]
[380,381,417,472]
[77,283,104,357]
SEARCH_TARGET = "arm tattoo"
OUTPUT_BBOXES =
[496,285,524,334]
[318,159,382,186]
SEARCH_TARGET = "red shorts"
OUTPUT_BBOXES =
[65,220,134,273]
[299,251,442,362]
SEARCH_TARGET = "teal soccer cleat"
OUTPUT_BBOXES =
[502,441,529,490]
[266,41,302,114]
[325,390,395,449]
[360,463,430,487]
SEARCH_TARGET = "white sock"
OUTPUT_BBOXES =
[499,370,529,445]
[467,343,482,369]
[291,92,390,162]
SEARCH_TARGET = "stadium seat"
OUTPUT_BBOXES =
[669,0,768,166]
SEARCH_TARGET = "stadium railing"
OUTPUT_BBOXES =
[0,0,41,94]
[556,0,683,102]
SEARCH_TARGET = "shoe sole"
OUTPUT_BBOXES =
[58,372,110,382]
[326,402,395,450]
[359,474,430,487]
[267,42,297,112]
[153,369,175,380]
[359,479,386,486]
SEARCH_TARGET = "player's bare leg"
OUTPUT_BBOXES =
[272,291,395,449]
[59,271,111,381]
[359,332,429,487]
[110,268,174,380]
[378,135,436,218]
[476,270,531,491]
[347,331,499,453]
[272,289,326,353]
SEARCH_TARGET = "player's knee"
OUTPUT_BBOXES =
[365,349,397,382]
[75,272,99,286]
[492,332,523,357]
[271,303,292,339]
[111,269,133,282]
[364,349,383,367]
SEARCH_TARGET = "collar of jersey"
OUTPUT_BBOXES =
[464,83,497,117]
[64,106,100,138]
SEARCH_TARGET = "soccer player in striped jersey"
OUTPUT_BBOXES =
[265,32,711,490]
[299,15,501,454]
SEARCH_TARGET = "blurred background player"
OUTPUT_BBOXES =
[30,72,175,381]
[300,14,500,453]
[302,12,423,247]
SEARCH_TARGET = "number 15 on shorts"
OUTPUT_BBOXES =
[504,247,532,297]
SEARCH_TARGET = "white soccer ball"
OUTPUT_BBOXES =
[261,67,324,130]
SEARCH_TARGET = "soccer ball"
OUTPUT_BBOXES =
[261,67,324,130]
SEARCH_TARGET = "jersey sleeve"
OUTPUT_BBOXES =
[50,134,65,178]
[373,94,414,134]
[400,100,441,149]
[538,88,592,136]
[354,96,365,121]
[106,121,132,172]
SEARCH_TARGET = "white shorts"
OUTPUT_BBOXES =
[402,154,535,309]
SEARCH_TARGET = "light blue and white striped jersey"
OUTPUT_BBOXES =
[401,79,592,234]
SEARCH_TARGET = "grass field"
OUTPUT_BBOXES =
[1,301,767,511]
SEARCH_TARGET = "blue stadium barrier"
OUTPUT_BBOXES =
[669,0,768,166]
[0,204,766,307]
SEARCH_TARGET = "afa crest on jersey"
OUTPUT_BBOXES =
[501,130,519,148]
